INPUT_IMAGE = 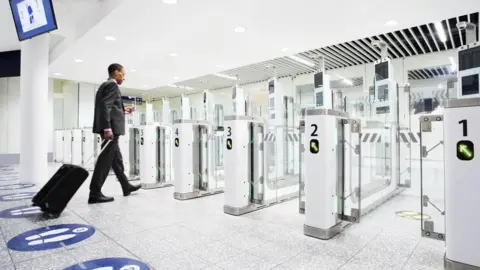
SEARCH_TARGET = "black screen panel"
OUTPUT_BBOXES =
[0,50,21,78]
[459,46,480,71]
[462,74,479,96]
[268,81,275,94]
[375,61,389,81]
[314,72,323,88]
[315,92,323,107]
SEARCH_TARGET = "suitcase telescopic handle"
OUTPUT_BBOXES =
[83,139,112,168]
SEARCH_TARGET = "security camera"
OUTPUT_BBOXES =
[457,21,468,31]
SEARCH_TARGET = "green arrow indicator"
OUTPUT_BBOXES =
[310,139,319,154]
[457,140,474,161]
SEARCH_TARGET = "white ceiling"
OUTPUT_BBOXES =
[48,0,480,92]
[2,0,479,96]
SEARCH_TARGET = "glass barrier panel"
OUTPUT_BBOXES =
[419,116,445,241]
[341,119,361,222]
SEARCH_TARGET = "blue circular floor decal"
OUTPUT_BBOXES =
[0,184,35,190]
[64,257,150,270]
[8,224,95,251]
[0,205,43,219]
[0,192,37,201]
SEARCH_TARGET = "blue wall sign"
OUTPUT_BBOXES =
[0,205,42,219]
[8,224,95,251]
[64,257,150,270]
[0,192,36,201]
[0,184,35,190]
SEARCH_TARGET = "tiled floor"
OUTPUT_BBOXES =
[0,164,444,270]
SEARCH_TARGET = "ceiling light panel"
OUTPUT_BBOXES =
[213,73,237,81]
[434,21,447,42]
[234,26,246,33]
[104,36,116,41]
[162,0,177,4]
[287,55,315,67]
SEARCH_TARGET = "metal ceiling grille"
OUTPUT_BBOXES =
[407,64,457,80]
[153,12,478,95]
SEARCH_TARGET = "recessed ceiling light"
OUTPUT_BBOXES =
[281,48,289,52]
[438,84,444,89]
[74,58,83,63]
[162,0,177,4]
[129,69,137,72]
[435,21,447,42]
[385,20,398,26]
[169,52,178,57]
[53,72,63,76]
[234,26,246,33]
[173,76,180,80]
[167,84,178,88]
[449,57,457,71]
[104,36,116,41]
[213,73,237,81]
[287,55,315,67]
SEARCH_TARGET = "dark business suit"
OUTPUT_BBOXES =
[90,79,130,196]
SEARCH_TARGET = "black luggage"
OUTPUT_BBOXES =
[32,140,111,218]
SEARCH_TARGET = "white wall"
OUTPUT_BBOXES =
[78,83,96,128]
[0,77,54,159]
[62,82,79,129]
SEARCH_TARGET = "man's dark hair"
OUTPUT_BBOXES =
[108,63,124,77]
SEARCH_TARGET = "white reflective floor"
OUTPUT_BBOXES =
[0,164,444,270]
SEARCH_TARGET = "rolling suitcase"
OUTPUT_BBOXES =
[32,140,111,218]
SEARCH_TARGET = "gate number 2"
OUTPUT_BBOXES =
[459,119,468,137]
[311,124,318,137]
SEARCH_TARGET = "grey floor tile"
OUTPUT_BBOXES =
[216,251,278,270]
[1,220,46,240]
[0,247,13,267]
[116,230,184,262]
[279,251,346,270]
[14,250,77,270]
[68,239,134,263]
[156,224,215,250]
[148,250,215,270]
[247,241,303,264]
[220,232,268,251]
[402,261,443,270]
[9,247,66,265]
[99,219,147,240]
[408,241,445,269]
[190,241,243,264]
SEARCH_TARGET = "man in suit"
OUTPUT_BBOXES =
[89,63,141,204]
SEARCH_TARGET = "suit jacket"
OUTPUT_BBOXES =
[92,80,126,135]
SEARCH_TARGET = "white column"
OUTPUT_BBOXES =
[20,34,50,185]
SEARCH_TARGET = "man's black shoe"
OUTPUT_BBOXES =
[123,184,141,196]
[88,195,114,204]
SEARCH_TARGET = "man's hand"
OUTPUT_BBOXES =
[103,129,114,140]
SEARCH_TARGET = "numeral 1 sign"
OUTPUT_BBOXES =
[459,119,468,137]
